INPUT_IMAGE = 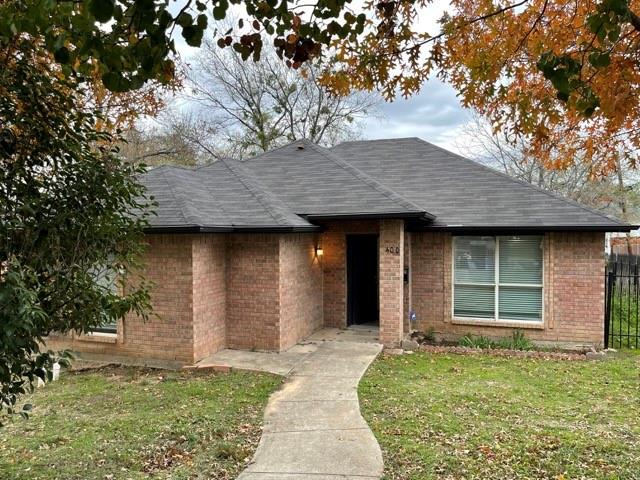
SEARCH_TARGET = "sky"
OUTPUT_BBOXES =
[363,80,471,153]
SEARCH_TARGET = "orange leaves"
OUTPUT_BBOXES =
[435,0,640,175]
[315,0,639,175]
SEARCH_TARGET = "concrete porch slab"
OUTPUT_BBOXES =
[306,326,379,343]
[194,343,318,376]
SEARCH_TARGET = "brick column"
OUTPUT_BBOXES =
[379,219,404,347]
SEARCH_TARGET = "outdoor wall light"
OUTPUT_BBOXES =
[316,245,324,257]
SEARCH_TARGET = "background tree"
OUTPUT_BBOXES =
[118,109,222,166]
[182,39,377,159]
[119,38,377,165]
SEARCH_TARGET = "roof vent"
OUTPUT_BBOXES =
[297,145,305,150]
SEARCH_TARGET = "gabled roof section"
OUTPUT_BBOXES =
[331,137,632,231]
[140,161,317,232]
[241,139,432,220]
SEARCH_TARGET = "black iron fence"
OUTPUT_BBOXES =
[605,255,640,349]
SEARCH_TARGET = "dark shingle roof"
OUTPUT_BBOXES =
[140,137,633,232]
[331,137,630,230]
[141,160,316,231]
[240,140,428,218]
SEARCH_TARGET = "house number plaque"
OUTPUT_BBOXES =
[385,245,400,255]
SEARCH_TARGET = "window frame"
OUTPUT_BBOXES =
[451,235,545,327]
[88,266,122,337]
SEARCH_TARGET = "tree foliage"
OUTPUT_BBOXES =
[0,44,153,421]
[4,0,639,174]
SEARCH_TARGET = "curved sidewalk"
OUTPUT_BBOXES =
[237,337,383,480]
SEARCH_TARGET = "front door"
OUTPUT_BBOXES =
[346,234,379,326]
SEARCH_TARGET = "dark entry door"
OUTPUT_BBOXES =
[347,235,379,326]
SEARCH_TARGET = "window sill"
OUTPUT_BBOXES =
[451,317,544,330]
[77,332,118,344]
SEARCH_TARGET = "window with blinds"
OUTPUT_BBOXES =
[453,236,543,322]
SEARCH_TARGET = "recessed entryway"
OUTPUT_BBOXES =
[346,234,379,326]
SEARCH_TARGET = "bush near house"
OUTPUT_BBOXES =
[0,366,280,480]
[360,352,640,480]
[459,330,534,351]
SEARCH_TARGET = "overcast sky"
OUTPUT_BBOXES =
[363,80,471,153]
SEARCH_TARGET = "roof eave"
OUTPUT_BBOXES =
[410,224,638,233]
[303,211,434,221]
[144,224,320,234]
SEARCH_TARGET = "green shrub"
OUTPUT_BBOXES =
[495,330,534,351]
[459,334,494,349]
[459,330,533,351]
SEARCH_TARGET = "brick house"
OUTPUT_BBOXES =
[47,138,634,365]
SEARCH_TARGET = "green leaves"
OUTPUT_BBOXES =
[213,0,229,20]
[89,0,115,23]
[587,0,630,42]
[588,50,611,68]
[0,53,154,422]
[537,51,600,116]
[177,11,207,47]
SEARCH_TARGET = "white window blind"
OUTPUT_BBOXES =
[453,236,543,322]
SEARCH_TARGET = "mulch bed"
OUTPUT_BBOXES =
[416,344,588,361]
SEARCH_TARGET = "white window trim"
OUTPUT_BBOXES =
[451,235,544,327]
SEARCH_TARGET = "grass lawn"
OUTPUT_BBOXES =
[0,366,281,480]
[360,352,640,480]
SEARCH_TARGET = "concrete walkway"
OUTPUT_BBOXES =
[228,331,383,480]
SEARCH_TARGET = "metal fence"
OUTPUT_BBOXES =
[605,255,640,349]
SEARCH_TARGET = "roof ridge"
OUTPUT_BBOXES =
[240,139,313,163]
[159,168,203,226]
[307,142,433,219]
[334,137,420,147]
[410,138,628,226]
[220,158,306,226]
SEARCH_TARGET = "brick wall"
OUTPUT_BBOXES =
[225,234,281,351]
[409,231,606,346]
[46,235,199,363]
[279,234,323,350]
[192,235,226,360]
[379,219,404,347]
[403,231,412,333]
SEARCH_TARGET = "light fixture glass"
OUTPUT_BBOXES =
[316,245,324,256]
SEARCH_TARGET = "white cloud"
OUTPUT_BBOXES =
[363,78,473,154]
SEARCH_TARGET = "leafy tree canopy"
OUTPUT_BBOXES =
[3,0,640,174]
[0,43,153,422]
